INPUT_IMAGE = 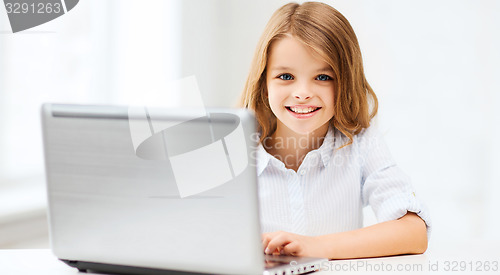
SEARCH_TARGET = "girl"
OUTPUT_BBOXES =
[240,2,430,259]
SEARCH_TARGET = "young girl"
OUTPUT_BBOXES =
[240,2,430,259]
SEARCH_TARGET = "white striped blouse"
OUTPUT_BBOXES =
[256,125,431,236]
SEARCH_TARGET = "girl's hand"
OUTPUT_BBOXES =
[261,231,323,257]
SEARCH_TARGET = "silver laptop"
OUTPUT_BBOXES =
[41,103,326,275]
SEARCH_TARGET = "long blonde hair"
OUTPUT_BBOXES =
[240,1,378,147]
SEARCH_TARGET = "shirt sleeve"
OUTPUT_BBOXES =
[359,126,432,236]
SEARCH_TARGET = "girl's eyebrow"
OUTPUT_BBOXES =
[316,67,334,73]
[268,66,292,71]
[268,66,333,73]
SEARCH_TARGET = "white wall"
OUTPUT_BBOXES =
[339,0,500,242]
[1,0,499,247]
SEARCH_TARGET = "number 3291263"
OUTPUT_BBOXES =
[5,2,62,14]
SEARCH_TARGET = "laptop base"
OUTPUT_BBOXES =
[62,259,205,275]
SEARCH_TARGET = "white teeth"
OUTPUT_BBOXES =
[289,107,317,114]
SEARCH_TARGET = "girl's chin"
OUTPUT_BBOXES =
[275,116,331,136]
[286,125,325,136]
[285,122,330,136]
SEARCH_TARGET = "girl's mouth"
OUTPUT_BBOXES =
[285,106,321,114]
[285,106,322,119]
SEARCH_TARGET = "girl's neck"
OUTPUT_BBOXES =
[263,122,329,171]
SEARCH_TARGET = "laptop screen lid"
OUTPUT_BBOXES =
[42,103,264,274]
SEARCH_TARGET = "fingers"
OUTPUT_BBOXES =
[262,231,306,256]
[262,231,283,251]
[282,241,301,256]
[264,232,292,255]
[261,232,275,251]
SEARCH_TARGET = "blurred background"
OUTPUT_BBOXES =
[1,0,499,249]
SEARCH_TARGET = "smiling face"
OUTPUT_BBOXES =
[266,35,335,137]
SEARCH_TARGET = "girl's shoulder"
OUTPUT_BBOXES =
[354,123,393,159]
[357,121,382,138]
[335,122,386,153]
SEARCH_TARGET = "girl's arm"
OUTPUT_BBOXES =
[262,212,428,259]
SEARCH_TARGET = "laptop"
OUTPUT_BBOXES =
[41,103,326,275]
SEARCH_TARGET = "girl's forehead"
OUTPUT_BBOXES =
[267,36,331,69]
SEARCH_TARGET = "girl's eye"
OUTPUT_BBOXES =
[316,74,332,81]
[278,74,294,81]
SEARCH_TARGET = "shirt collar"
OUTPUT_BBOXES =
[256,142,273,176]
[317,125,335,167]
[256,126,337,176]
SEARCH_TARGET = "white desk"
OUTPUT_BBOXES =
[1,241,498,275]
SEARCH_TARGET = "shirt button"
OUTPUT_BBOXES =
[299,170,306,175]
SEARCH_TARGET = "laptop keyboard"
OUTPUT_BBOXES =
[264,255,320,275]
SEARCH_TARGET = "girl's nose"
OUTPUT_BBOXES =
[294,94,311,100]
[293,83,313,100]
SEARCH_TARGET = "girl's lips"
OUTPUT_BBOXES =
[285,106,322,119]
[287,105,320,109]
